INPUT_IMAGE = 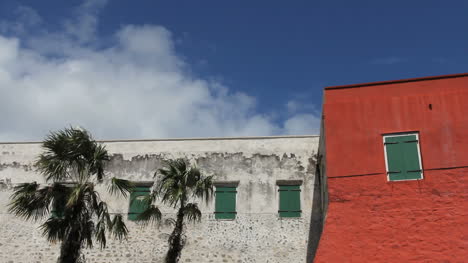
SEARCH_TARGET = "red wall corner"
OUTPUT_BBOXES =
[314,75,468,262]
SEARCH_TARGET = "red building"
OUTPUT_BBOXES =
[314,73,468,262]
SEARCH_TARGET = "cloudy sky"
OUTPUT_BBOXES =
[0,0,466,141]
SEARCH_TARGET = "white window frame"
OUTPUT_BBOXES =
[383,132,424,182]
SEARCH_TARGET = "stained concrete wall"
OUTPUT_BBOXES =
[0,135,319,263]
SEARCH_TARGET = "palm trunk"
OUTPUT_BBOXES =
[166,207,185,263]
[57,230,82,263]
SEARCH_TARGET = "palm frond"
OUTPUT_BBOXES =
[90,144,110,182]
[95,201,111,223]
[183,203,202,222]
[9,182,39,200]
[35,127,110,183]
[185,167,201,188]
[155,159,193,208]
[93,201,112,249]
[166,159,186,177]
[156,176,181,208]
[82,218,95,249]
[40,217,67,243]
[135,205,162,226]
[36,128,79,182]
[108,177,134,198]
[141,190,158,205]
[8,182,54,221]
[66,184,85,208]
[95,223,107,249]
[110,214,128,241]
[36,131,71,182]
[193,175,214,204]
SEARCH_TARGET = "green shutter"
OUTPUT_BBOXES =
[215,186,237,219]
[279,185,301,217]
[128,186,151,221]
[385,136,407,181]
[385,135,422,181]
[51,200,66,219]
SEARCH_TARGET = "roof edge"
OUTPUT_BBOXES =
[325,72,468,90]
[0,134,319,144]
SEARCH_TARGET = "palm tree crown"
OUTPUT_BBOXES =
[8,127,133,263]
[139,159,214,263]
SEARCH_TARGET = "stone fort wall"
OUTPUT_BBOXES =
[0,135,319,263]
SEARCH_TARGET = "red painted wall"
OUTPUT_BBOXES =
[314,74,468,262]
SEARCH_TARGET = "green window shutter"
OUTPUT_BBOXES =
[401,137,422,180]
[128,186,151,221]
[385,135,422,181]
[279,185,301,217]
[51,200,66,219]
[215,186,237,219]
[51,186,71,219]
[385,136,407,181]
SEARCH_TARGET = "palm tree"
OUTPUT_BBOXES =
[138,159,214,263]
[8,127,133,263]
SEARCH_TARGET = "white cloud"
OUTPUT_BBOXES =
[284,114,320,135]
[286,100,300,114]
[0,5,42,35]
[64,0,108,43]
[0,0,320,141]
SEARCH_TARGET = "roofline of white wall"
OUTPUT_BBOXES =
[0,134,319,145]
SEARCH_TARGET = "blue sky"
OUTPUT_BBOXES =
[0,0,466,140]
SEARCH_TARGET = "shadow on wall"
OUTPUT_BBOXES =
[306,158,324,262]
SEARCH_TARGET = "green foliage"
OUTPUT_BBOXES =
[108,177,134,197]
[35,127,110,182]
[40,216,67,243]
[9,182,47,220]
[135,204,162,226]
[139,158,214,263]
[183,203,202,222]
[8,127,132,263]
[111,214,129,241]
[154,159,214,209]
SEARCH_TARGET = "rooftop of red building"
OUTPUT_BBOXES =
[325,72,468,90]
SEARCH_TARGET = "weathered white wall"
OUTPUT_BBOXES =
[0,135,319,263]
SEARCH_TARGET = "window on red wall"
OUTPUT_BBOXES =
[383,133,423,181]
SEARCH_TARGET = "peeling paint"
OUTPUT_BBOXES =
[0,136,319,262]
